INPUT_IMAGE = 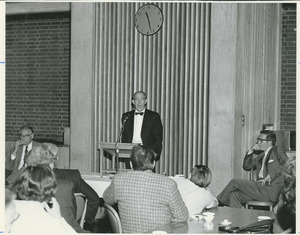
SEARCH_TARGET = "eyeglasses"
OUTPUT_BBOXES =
[20,133,32,138]
[257,138,271,142]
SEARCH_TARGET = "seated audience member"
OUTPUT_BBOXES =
[273,156,296,234]
[5,125,39,178]
[27,143,100,232]
[103,144,189,233]
[217,130,288,208]
[170,165,218,216]
[9,165,76,234]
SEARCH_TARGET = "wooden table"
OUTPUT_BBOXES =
[148,207,275,233]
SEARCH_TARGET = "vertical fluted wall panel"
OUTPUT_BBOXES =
[96,3,211,176]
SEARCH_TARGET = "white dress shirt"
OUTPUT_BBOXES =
[170,175,218,216]
[132,109,145,144]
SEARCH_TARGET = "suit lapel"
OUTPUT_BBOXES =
[13,147,24,171]
[141,109,149,141]
[265,147,273,163]
[127,110,135,140]
[264,146,275,175]
[14,141,38,171]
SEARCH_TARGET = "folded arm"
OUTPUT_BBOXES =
[243,152,257,171]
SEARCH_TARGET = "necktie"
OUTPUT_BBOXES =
[23,146,28,167]
[135,112,144,116]
[259,153,267,179]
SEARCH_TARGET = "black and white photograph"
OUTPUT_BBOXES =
[2,1,297,234]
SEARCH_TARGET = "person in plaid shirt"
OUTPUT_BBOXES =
[103,144,189,233]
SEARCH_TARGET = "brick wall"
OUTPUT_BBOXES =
[6,12,70,142]
[280,4,296,131]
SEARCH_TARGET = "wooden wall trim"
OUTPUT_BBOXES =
[6,3,70,15]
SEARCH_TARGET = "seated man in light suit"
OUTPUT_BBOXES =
[103,144,189,233]
[5,125,39,178]
[217,130,288,208]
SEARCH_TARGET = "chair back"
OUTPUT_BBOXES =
[104,203,122,233]
[273,130,291,151]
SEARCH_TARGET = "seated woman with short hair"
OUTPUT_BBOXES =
[9,165,76,234]
[171,165,218,216]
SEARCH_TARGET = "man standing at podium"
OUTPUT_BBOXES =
[121,91,163,161]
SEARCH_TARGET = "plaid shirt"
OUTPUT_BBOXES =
[103,170,189,233]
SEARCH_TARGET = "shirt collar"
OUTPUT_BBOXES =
[135,109,145,114]
[24,141,33,150]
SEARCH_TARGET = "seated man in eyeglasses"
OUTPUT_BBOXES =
[5,125,39,178]
[217,130,288,208]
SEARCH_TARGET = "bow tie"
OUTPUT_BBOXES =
[135,112,144,116]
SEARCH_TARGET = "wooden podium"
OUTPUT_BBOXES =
[99,142,136,176]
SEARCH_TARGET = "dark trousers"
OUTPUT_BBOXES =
[79,179,101,223]
[217,179,271,208]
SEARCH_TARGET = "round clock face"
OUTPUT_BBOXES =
[135,4,163,36]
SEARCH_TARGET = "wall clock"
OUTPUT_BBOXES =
[135,4,163,36]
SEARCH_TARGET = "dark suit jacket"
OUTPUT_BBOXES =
[121,109,163,160]
[243,146,288,202]
[54,168,100,224]
[5,141,39,173]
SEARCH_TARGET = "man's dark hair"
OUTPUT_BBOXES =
[260,130,276,145]
[130,144,155,171]
[19,125,34,134]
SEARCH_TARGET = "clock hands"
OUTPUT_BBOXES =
[145,12,152,32]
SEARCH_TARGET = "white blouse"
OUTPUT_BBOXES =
[10,200,76,235]
[170,176,218,216]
